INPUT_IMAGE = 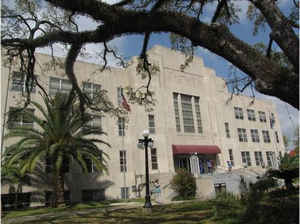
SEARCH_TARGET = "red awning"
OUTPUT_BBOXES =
[172,145,221,155]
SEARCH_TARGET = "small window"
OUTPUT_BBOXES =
[228,149,234,166]
[49,77,72,96]
[194,97,203,133]
[121,187,129,199]
[275,131,279,143]
[241,151,251,166]
[11,71,36,93]
[120,150,127,172]
[148,115,155,134]
[83,152,102,173]
[266,151,275,167]
[118,117,125,136]
[225,122,230,138]
[254,151,263,166]
[258,111,266,122]
[83,82,101,99]
[270,113,275,128]
[214,183,226,194]
[250,129,260,143]
[151,148,158,170]
[117,87,123,105]
[237,128,247,142]
[8,107,34,129]
[262,130,271,143]
[82,189,105,202]
[247,109,256,121]
[234,107,243,120]
[84,114,102,130]
[173,93,181,132]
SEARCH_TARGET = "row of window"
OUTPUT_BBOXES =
[173,93,203,134]
[229,150,278,167]
[237,128,279,143]
[234,107,276,128]
[224,122,280,143]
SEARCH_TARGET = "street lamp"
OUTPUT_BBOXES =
[138,130,153,209]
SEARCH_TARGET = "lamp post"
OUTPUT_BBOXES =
[138,130,153,209]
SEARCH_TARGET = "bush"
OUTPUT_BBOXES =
[170,169,196,200]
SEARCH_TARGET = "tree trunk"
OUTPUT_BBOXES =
[53,171,65,208]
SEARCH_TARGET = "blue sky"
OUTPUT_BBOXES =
[25,0,298,147]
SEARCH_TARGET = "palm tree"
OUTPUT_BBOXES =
[3,93,109,207]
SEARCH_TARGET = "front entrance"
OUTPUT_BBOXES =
[174,154,217,177]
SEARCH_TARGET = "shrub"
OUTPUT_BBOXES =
[170,169,196,200]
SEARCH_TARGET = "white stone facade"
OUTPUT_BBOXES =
[1,45,285,203]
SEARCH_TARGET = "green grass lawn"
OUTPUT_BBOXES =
[3,200,224,224]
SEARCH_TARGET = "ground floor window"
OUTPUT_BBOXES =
[121,187,129,199]
[45,191,70,206]
[1,192,31,211]
[241,151,251,167]
[82,189,105,202]
[254,151,264,167]
[266,151,275,167]
[214,183,226,194]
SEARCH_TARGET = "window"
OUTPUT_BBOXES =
[258,111,266,122]
[83,152,103,173]
[270,113,275,128]
[254,151,263,166]
[8,107,34,129]
[275,131,279,143]
[118,117,125,136]
[49,77,72,96]
[120,150,127,172]
[84,114,102,130]
[234,107,243,120]
[121,187,129,199]
[228,149,234,166]
[181,94,195,133]
[194,97,203,133]
[117,87,123,105]
[224,122,230,138]
[83,82,101,99]
[148,115,155,134]
[82,189,105,202]
[151,148,158,170]
[173,93,181,132]
[266,151,275,167]
[241,151,251,166]
[11,71,36,93]
[250,129,260,143]
[173,93,203,134]
[247,109,256,121]
[262,130,271,143]
[237,128,247,142]
[214,183,226,194]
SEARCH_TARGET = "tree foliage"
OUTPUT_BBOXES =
[170,169,196,200]
[1,0,299,109]
[3,93,109,207]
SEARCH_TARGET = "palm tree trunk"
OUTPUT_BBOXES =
[53,170,65,208]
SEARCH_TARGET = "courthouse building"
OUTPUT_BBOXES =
[1,45,285,205]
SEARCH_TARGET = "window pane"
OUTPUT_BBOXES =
[173,93,181,132]
[151,148,158,170]
[181,94,194,133]
[194,97,203,133]
[148,115,155,134]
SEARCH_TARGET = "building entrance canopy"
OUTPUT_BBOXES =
[172,145,221,155]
